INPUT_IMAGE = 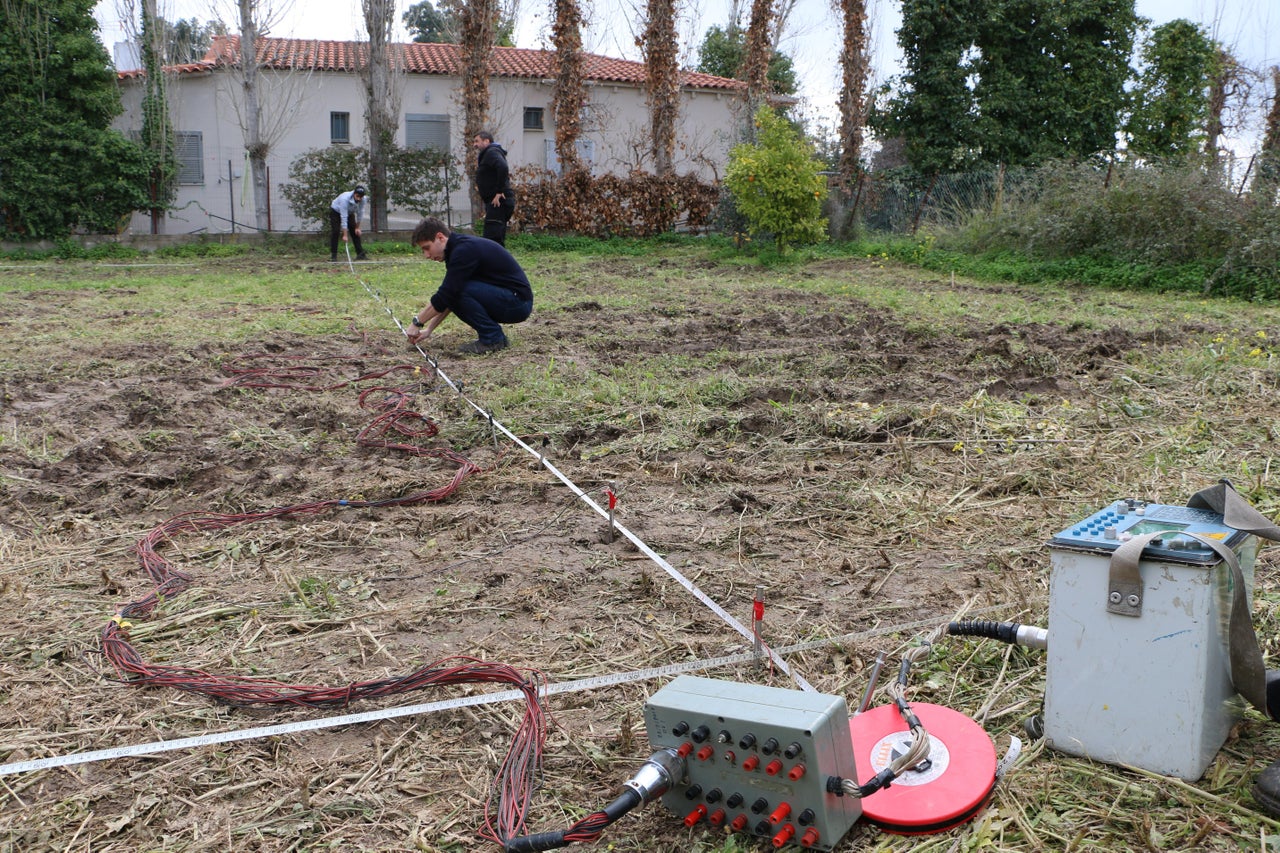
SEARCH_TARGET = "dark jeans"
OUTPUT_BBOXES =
[329,209,364,257]
[482,193,515,245]
[453,280,532,345]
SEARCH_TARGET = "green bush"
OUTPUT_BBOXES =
[281,146,457,229]
[935,159,1280,300]
[154,242,251,259]
[280,148,366,229]
[724,106,828,251]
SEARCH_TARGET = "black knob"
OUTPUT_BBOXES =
[684,785,702,800]
[784,741,803,759]
[672,721,689,736]
[691,725,711,743]
[751,797,769,814]
[738,733,757,750]
[761,737,780,755]
[726,793,744,808]
[717,729,733,744]
[798,808,816,826]
[705,788,722,804]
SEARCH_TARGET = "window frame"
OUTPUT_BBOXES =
[174,131,204,186]
[330,111,351,145]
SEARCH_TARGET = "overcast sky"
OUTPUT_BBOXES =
[95,0,1278,149]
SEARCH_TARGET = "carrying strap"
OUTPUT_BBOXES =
[1186,481,1279,717]
[1104,481,1278,716]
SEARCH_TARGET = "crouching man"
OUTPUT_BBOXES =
[405,217,533,355]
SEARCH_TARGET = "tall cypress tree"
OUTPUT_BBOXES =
[875,0,1139,174]
[874,0,981,175]
[973,0,1137,165]
[0,0,149,238]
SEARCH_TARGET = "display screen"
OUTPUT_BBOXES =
[1129,520,1189,535]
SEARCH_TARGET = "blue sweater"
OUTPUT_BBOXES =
[429,233,533,312]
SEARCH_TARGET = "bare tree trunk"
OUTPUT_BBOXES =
[836,0,868,194]
[461,0,498,222]
[362,0,401,231]
[552,0,586,175]
[641,0,678,175]
[238,0,270,232]
[741,0,773,107]
[1205,48,1231,169]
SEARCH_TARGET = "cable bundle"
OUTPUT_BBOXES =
[837,622,943,799]
[98,356,554,846]
[219,354,429,392]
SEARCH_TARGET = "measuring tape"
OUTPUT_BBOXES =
[355,272,811,692]
[0,609,997,777]
[9,261,995,781]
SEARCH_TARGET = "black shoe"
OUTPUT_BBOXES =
[458,338,509,355]
[1255,759,1280,817]
[355,252,369,261]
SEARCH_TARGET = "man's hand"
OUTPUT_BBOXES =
[407,305,450,345]
[490,193,505,207]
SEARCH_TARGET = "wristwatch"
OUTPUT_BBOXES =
[411,317,424,328]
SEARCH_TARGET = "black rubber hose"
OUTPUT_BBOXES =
[948,620,1021,643]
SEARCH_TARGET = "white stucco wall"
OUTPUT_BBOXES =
[115,67,748,236]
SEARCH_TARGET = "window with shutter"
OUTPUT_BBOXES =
[174,131,204,185]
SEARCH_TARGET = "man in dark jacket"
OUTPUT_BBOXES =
[405,217,533,355]
[473,130,515,245]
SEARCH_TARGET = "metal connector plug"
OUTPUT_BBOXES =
[623,748,686,804]
[1014,625,1048,650]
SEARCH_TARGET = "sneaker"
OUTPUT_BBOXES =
[457,338,509,355]
[355,252,369,261]
[1255,759,1280,817]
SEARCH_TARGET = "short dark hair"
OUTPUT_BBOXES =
[354,186,366,197]
[476,130,494,143]
[411,217,451,245]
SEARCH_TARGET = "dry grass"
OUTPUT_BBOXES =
[2,243,1280,851]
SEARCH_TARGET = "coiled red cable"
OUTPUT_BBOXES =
[99,356,544,846]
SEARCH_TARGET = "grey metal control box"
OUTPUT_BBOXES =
[1045,499,1259,780]
[643,675,862,850]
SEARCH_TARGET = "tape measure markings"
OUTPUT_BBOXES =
[358,276,810,691]
[0,607,997,778]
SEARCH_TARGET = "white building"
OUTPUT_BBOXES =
[114,36,749,235]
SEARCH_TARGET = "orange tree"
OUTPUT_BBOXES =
[724,106,828,251]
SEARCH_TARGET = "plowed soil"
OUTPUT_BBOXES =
[2,249,1277,852]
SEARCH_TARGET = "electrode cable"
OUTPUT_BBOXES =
[4,606,1002,781]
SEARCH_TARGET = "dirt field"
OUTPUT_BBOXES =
[2,247,1279,852]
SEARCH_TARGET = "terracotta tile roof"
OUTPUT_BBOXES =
[118,35,746,91]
